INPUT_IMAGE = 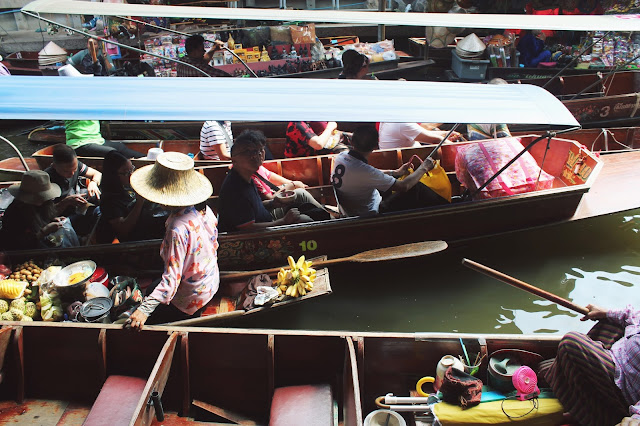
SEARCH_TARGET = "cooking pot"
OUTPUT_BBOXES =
[487,349,543,392]
[52,260,96,302]
[79,297,113,323]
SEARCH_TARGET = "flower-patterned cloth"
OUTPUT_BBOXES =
[149,206,220,315]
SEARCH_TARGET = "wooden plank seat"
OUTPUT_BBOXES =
[269,384,335,426]
[83,375,147,426]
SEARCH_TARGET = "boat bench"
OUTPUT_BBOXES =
[269,384,334,426]
[83,375,147,426]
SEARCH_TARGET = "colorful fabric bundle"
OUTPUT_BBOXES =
[455,138,554,200]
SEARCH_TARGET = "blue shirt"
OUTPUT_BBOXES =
[217,169,272,232]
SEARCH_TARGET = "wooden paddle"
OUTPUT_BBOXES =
[220,240,448,281]
[461,258,589,315]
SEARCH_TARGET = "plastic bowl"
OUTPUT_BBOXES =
[276,190,296,204]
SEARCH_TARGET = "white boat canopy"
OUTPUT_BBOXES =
[21,0,640,31]
[0,76,579,126]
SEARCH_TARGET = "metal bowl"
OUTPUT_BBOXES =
[52,260,97,302]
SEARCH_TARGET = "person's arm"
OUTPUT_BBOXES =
[203,40,225,62]
[604,304,640,327]
[108,198,144,239]
[237,208,301,231]
[391,158,435,193]
[83,166,102,198]
[308,122,338,151]
[129,228,186,330]
[212,144,231,161]
[414,129,463,144]
[618,416,640,425]
[35,217,66,240]
[267,172,307,190]
[55,194,87,214]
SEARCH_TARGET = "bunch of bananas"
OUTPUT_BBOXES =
[276,256,316,298]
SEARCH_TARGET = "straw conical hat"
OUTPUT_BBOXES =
[456,33,486,54]
[130,152,213,207]
[39,41,67,57]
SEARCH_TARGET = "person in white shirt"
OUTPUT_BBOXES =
[378,122,462,150]
[199,120,233,161]
[331,125,436,217]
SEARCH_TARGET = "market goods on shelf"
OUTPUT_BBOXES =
[7,260,42,285]
[276,255,316,298]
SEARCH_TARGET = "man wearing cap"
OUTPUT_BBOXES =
[127,152,219,328]
[0,171,79,250]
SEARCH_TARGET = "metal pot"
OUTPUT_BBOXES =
[487,349,543,392]
[79,297,113,323]
[52,260,96,302]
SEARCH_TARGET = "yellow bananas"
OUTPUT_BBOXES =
[277,256,316,298]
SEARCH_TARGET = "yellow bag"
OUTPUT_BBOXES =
[400,159,452,202]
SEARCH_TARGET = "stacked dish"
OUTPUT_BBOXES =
[455,33,486,59]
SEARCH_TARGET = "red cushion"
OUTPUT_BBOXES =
[84,375,147,426]
[270,384,333,426]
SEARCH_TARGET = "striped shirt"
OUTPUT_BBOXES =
[200,121,232,160]
[176,56,231,78]
[609,306,640,418]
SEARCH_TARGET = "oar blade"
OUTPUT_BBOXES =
[350,240,448,262]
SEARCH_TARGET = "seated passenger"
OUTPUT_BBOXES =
[96,151,167,243]
[45,144,101,235]
[331,125,445,217]
[0,171,79,250]
[66,120,144,159]
[285,121,349,158]
[249,131,329,220]
[338,49,375,80]
[378,122,462,150]
[467,78,512,141]
[217,130,313,232]
[200,120,233,161]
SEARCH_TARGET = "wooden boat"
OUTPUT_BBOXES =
[3,135,605,272]
[509,71,640,129]
[0,157,39,181]
[0,322,563,425]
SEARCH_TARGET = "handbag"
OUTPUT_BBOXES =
[397,155,452,202]
[440,366,483,409]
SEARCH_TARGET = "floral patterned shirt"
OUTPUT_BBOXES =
[149,206,220,315]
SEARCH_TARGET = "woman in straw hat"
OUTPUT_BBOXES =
[0,170,79,250]
[126,152,219,329]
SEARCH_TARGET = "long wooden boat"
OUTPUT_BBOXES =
[0,157,39,181]
[0,322,563,425]
[3,135,606,272]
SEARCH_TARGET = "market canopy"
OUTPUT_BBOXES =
[0,76,579,126]
[21,0,640,31]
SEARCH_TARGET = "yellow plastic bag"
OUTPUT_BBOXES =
[400,159,452,202]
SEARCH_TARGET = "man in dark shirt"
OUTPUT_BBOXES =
[176,35,231,78]
[217,130,308,232]
[45,144,101,232]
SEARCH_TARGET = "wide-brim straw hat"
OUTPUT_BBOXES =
[9,170,61,205]
[130,152,212,207]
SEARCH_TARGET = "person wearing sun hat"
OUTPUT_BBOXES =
[126,152,218,329]
[0,170,79,250]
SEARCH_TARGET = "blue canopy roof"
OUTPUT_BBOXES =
[0,76,579,126]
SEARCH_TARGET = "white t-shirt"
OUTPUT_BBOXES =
[331,151,396,217]
[378,122,423,150]
[200,121,233,160]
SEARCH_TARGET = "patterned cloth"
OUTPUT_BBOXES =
[176,55,231,77]
[285,121,319,158]
[148,206,219,315]
[466,123,512,141]
[544,307,640,425]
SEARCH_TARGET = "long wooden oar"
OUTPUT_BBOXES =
[461,258,588,315]
[220,240,448,281]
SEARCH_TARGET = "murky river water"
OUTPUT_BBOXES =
[2,121,640,335]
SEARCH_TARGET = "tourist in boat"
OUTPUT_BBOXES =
[65,120,145,159]
[126,152,219,328]
[96,151,167,244]
[466,78,513,141]
[45,144,101,236]
[331,125,445,217]
[68,38,114,76]
[284,121,350,158]
[338,49,375,80]
[217,130,314,232]
[0,171,79,250]
[378,122,462,150]
[539,303,640,426]
[199,120,233,161]
[517,30,552,68]
[176,35,231,77]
